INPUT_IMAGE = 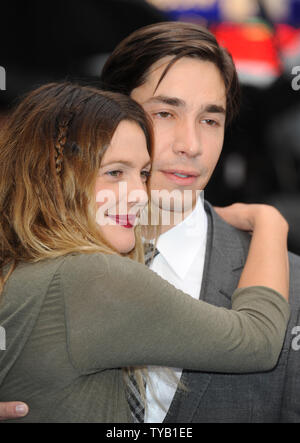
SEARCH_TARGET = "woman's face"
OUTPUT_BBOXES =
[95,120,151,253]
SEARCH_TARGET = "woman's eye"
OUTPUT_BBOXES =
[141,170,151,182]
[106,170,123,178]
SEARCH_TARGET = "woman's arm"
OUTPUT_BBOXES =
[61,247,289,375]
[214,203,289,300]
[0,204,289,421]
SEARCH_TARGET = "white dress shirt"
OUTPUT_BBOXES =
[144,193,208,423]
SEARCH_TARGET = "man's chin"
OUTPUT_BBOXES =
[149,186,201,211]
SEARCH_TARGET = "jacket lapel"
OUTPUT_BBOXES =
[200,201,248,307]
[164,201,250,423]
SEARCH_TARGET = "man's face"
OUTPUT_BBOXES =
[131,57,226,212]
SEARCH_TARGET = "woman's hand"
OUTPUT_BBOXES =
[0,402,29,420]
[215,203,289,301]
[214,203,289,233]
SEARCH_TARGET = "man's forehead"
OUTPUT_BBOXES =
[132,56,226,111]
[150,71,225,108]
[145,56,175,78]
[147,57,225,93]
[145,56,223,83]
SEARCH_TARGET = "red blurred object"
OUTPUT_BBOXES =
[277,23,300,57]
[211,22,300,85]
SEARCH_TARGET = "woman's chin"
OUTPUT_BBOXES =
[109,233,136,254]
[115,241,136,254]
[99,224,136,254]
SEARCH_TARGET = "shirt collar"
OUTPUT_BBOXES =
[156,191,207,280]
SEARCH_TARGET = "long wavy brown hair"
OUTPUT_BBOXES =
[0,82,153,287]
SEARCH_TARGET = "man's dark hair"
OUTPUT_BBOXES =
[100,21,241,125]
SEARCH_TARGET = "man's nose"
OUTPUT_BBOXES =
[172,119,202,157]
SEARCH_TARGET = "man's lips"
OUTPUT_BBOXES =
[107,214,136,228]
[161,169,199,184]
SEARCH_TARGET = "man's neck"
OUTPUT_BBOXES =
[142,202,197,239]
[158,206,195,234]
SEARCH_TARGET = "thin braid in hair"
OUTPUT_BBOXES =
[48,109,76,220]
[55,110,74,175]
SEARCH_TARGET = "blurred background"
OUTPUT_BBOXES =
[1,0,300,253]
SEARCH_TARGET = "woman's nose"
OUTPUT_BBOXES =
[126,174,149,207]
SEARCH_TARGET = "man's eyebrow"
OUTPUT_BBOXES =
[144,95,226,115]
[203,104,226,115]
[144,95,185,107]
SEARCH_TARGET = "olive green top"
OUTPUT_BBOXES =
[0,253,290,423]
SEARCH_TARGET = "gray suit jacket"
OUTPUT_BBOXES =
[164,201,300,423]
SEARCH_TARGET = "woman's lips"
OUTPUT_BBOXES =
[107,214,136,228]
[161,170,199,185]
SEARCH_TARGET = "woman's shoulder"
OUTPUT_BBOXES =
[2,254,106,297]
[60,252,141,281]
[4,256,67,290]
[4,253,144,296]
[4,252,139,285]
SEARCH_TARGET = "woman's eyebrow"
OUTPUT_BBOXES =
[101,160,151,169]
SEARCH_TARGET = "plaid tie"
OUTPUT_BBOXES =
[144,243,160,267]
[126,244,160,423]
[127,373,145,423]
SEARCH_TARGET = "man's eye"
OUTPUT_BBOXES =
[154,111,173,119]
[202,119,218,126]
[106,170,122,177]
